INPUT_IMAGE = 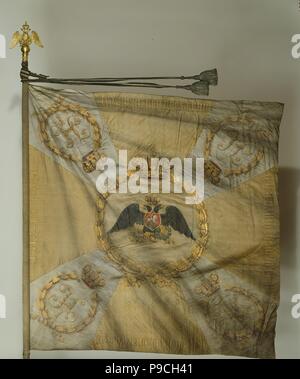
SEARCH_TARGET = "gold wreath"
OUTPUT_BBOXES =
[35,272,98,334]
[38,98,101,162]
[204,115,264,179]
[95,195,208,279]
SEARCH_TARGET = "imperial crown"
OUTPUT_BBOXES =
[144,195,160,206]
[195,273,220,297]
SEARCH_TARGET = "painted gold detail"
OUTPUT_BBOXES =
[10,21,43,63]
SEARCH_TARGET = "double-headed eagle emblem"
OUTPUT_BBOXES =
[10,21,43,49]
[109,196,195,240]
[10,21,43,63]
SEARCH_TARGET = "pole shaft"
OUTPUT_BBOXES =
[22,80,30,359]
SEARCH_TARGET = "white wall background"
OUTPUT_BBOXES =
[0,0,299,359]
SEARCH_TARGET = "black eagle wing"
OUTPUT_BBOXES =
[109,203,144,233]
[161,206,195,240]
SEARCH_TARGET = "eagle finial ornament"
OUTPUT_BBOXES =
[109,196,195,241]
[10,21,43,63]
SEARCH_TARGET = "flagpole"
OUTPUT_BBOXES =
[20,27,31,361]
[22,72,30,360]
[11,21,44,360]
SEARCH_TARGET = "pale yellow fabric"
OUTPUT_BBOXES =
[28,86,283,358]
[92,277,210,354]
[204,168,279,298]
[29,146,98,280]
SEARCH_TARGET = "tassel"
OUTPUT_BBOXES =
[198,68,218,85]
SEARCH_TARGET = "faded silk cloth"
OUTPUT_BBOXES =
[28,85,284,358]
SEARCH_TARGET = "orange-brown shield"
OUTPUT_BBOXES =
[144,212,161,231]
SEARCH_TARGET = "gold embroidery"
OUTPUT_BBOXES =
[81,264,105,289]
[195,273,220,296]
[204,160,222,185]
[82,150,104,173]
[33,270,104,334]
[203,115,265,182]
[96,195,208,279]
[195,274,264,343]
[37,97,101,168]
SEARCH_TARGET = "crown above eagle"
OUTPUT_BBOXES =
[144,196,160,206]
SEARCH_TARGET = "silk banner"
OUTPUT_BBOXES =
[26,85,283,358]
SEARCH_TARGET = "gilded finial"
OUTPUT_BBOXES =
[10,21,43,64]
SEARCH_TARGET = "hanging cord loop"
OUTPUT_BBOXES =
[11,22,218,96]
[21,68,218,96]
